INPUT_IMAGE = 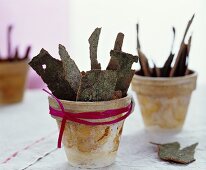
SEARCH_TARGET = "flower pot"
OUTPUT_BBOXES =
[132,70,197,130]
[48,95,132,168]
[0,60,28,104]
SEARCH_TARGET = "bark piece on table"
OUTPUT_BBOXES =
[151,142,198,164]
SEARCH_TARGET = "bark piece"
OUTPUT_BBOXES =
[162,53,174,77]
[162,27,175,76]
[29,49,76,100]
[59,44,81,93]
[116,70,136,96]
[138,49,151,76]
[112,90,122,100]
[7,25,12,59]
[136,23,141,49]
[114,33,124,51]
[178,44,188,76]
[136,24,151,76]
[89,28,101,70]
[170,27,176,54]
[152,62,161,77]
[109,50,138,71]
[170,44,187,77]
[23,46,31,60]
[1,25,30,61]
[13,47,19,60]
[187,35,192,56]
[77,70,117,101]
[107,50,138,96]
[185,36,192,75]
[181,14,195,44]
[170,15,194,77]
[151,142,198,164]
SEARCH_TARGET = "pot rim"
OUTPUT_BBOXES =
[133,69,197,82]
[48,94,132,106]
[0,59,28,65]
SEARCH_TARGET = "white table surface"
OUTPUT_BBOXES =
[0,86,205,170]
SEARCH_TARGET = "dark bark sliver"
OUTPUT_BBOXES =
[138,49,151,76]
[162,53,174,77]
[170,43,187,77]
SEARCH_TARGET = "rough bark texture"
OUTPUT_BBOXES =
[29,49,76,100]
[151,142,198,164]
[107,50,138,96]
[113,33,124,51]
[59,44,81,93]
[89,28,101,70]
[77,70,117,101]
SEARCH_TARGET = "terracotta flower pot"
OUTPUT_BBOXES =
[0,60,28,104]
[48,95,132,168]
[132,70,197,130]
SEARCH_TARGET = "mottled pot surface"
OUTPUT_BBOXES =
[132,70,197,129]
[0,60,28,104]
[48,95,132,168]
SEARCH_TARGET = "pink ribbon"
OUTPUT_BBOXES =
[43,89,133,148]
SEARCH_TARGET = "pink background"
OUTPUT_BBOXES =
[0,0,70,88]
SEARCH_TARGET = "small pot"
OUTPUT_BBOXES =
[0,60,28,104]
[132,70,197,130]
[48,95,131,168]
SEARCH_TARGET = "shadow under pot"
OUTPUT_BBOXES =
[0,60,28,104]
[132,70,197,130]
[48,95,132,169]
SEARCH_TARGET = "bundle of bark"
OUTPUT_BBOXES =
[0,25,31,62]
[29,28,138,101]
[136,15,194,77]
